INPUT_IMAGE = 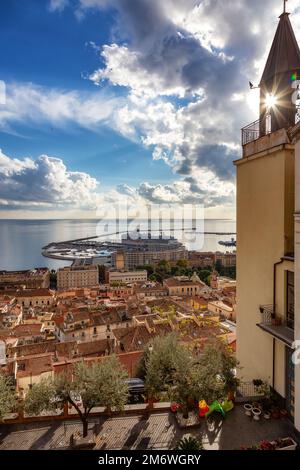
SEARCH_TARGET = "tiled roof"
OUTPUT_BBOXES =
[12,324,42,337]
[15,289,54,298]
[16,354,53,378]
[114,325,152,353]
[77,339,112,357]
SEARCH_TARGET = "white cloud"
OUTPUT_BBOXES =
[0,150,99,210]
[49,0,69,12]
[10,0,300,213]
[0,82,123,133]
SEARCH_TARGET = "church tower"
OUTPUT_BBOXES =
[236,3,299,432]
[259,8,300,135]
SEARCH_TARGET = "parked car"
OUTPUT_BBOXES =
[125,378,145,404]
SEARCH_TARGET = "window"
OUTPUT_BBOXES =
[286,271,294,330]
[266,113,272,134]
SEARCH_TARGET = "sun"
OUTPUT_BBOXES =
[265,93,277,110]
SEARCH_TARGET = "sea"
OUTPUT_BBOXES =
[0,219,236,271]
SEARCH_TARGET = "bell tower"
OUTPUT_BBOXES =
[259,5,300,136]
[236,2,298,431]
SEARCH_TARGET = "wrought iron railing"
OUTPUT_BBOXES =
[259,305,274,324]
[236,381,265,402]
[241,119,260,145]
[259,305,294,330]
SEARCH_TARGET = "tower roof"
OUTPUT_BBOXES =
[260,12,300,84]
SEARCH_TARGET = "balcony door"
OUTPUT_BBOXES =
[286,271,294,330]
[285,346,295,420]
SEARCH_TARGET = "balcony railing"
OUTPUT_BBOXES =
[257,305,294,347]
[241,119,260,145]
[236,381,265,403]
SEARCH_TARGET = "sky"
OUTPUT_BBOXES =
[0,0,300,220]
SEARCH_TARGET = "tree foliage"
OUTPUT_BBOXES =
[192,343,239,403]
[143,334,195,417]
[25,356,129,437]
[142,334,238,415]
[0,374,17,421]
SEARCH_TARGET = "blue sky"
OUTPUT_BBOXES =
[0,0,299,219]
[0,0,172,192]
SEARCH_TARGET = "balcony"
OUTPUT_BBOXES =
[241,119,260,145]
[257,305,294,347]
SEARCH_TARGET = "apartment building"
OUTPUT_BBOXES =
[163,274,205,297]
[236,9,299,432]
[0,268,50,289]
[107,269,147,285]
[57,265,99,290]
[15,289,55,308]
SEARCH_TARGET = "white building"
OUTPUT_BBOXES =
[107,270,147,285]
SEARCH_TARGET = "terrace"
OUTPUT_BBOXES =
[0,405,298,450]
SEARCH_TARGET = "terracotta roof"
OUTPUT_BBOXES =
[12,324,42,337]
[64,310,90,323]
[114,325,153,353]
[16,354,53,378]
[10,341,76,358]
[16,289,54,298]
[164,277,204,288]
[91,309,130,326]
[77,339,112,357]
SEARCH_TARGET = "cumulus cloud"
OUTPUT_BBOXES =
[0,82,123,133]
[80,0,295,207]
[15,1,300,210]
[0,149,99,210]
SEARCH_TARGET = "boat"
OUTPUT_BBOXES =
[218,238,236,247]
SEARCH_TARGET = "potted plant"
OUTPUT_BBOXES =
[263,410,271,420]
[259,440,276,451]
[175,436,203,451]
[280,409,288,418]
[253,379,263,389]
[252,407,262,421]
[271,316,282,326]
[271,407,280,419]
[244,403,253,416]
[273,437,297,451]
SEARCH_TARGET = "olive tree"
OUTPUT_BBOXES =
[142,335,238,417]
[192,343,239,403]
[143,334,194,417]
[0,374,17,421]
[25,356,129,437]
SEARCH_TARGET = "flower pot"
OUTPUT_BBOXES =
[252,407,262,421]
[280,409,288,418]
[273,438,297,451]
[244,404,253,416]
[272,409,280,419]
[263,411,271,420]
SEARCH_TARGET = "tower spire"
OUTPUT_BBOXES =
[259,7,300,135]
